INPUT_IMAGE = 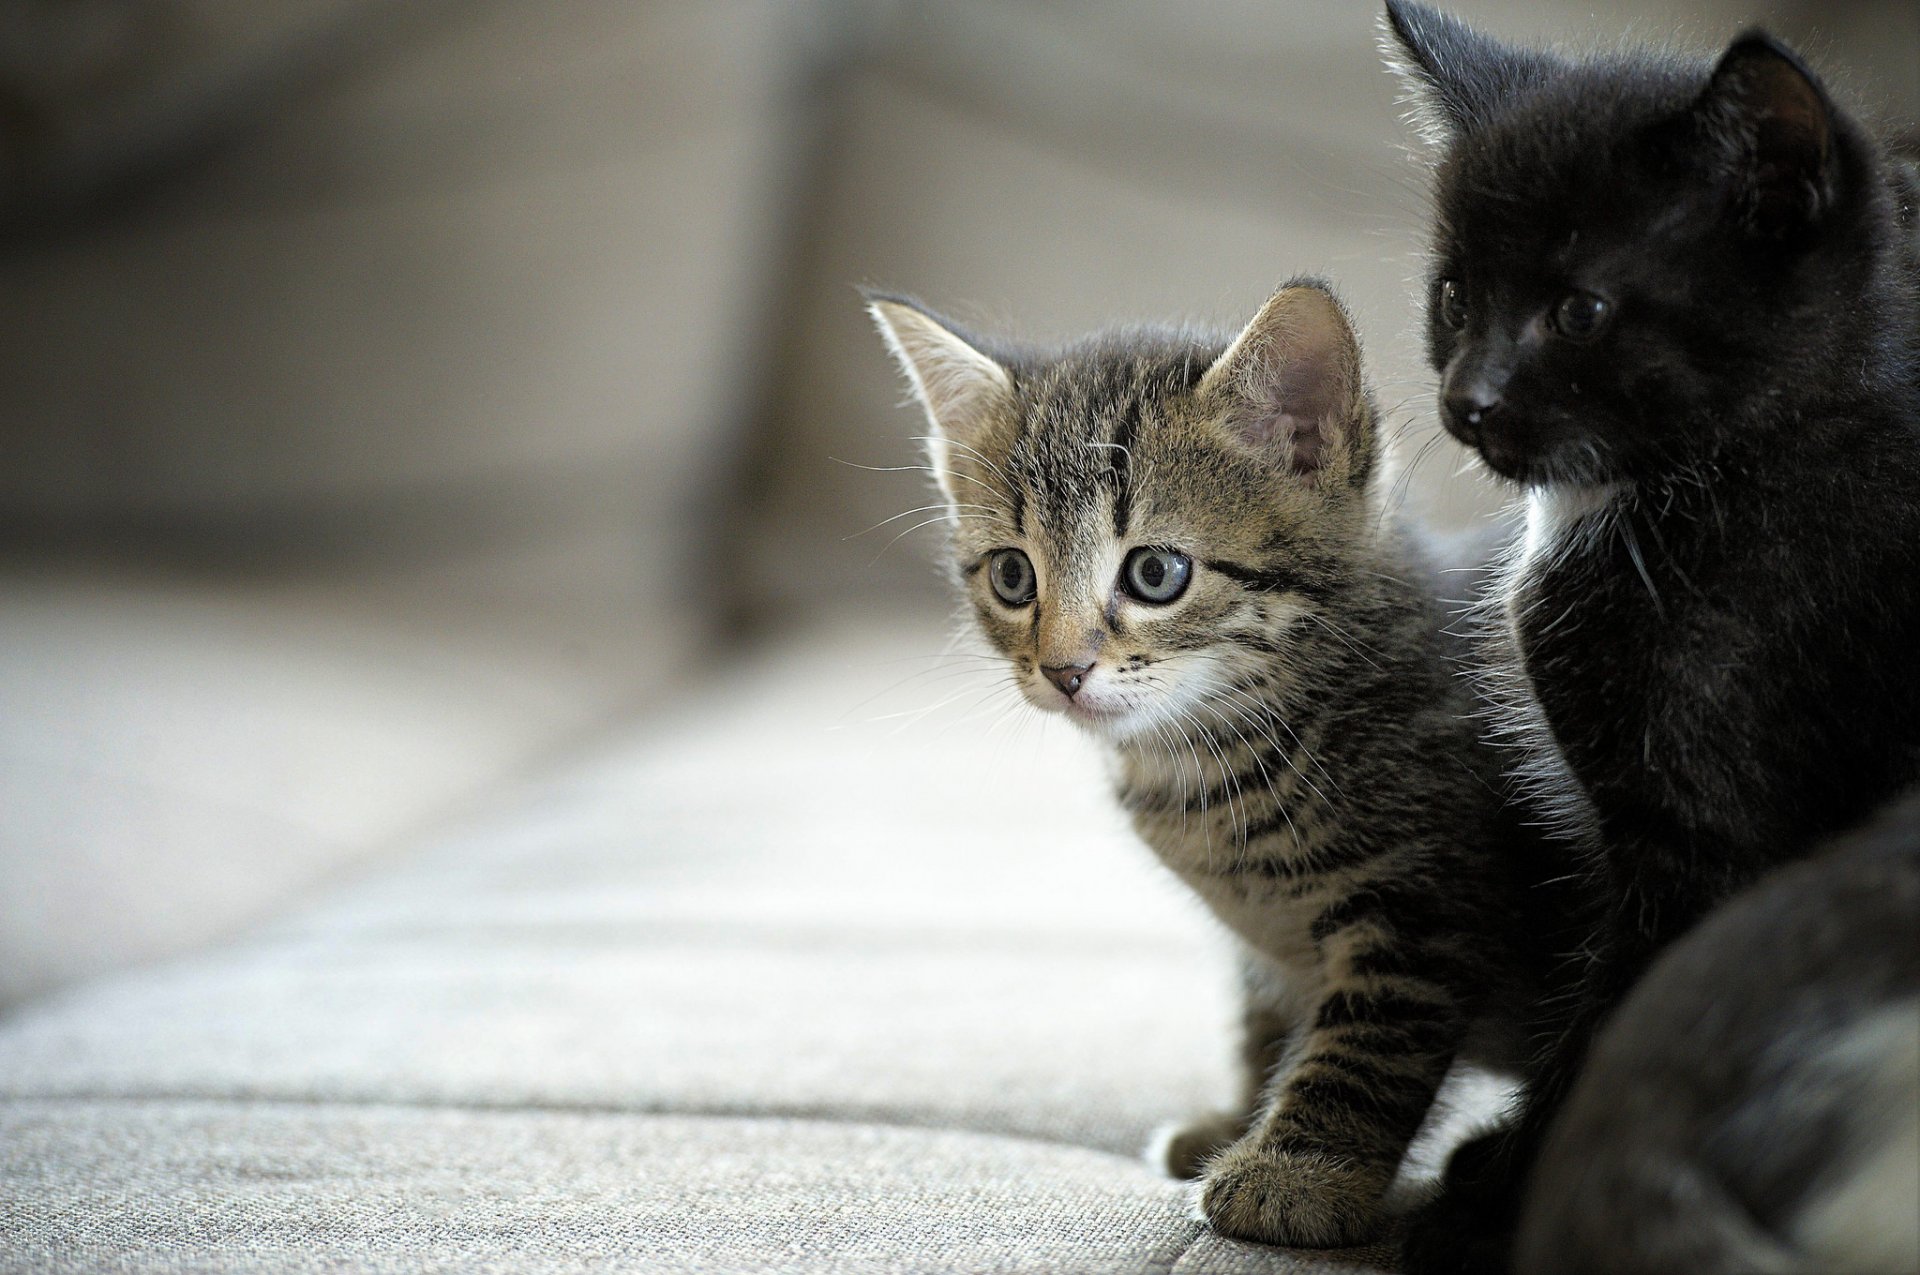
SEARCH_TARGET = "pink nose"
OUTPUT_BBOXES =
[1043,664,1092,698]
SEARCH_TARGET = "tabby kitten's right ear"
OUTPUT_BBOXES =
[1199,284,1371,491]
[1380,0,1561,143]
[866,293,1013,508]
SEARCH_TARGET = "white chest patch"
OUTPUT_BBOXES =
[1518,483,1619,578]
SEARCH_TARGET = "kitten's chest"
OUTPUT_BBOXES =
[1511,486,1762,801]
[1511,490,1665,751]
[1513,484,1618,584]
[1125,801,1340,972]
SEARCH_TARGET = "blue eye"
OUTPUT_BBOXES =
[988,549,1036,605]
[1122,548,1192,604]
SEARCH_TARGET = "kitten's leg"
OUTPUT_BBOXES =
[1197,927,1465,1248]
[1157,948,1300,1179]
[1401,947,1640,1274]
[1403,860,1714,1275]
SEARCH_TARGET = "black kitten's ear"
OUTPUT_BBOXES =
[1380,0,1560,142]
[866,292,1014,505]
[1199,283,1370,489]
[1692,32,1838,234]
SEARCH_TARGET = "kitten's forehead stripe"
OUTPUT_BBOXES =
[1109,396,1139,539]
[1007,341,1213,558]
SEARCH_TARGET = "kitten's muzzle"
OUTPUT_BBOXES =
[1042,663,1092,698]
[1442,379,1545,479]
[1442,382,1503,442]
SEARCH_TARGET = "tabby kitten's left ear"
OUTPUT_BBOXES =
[866,293,1014,508]
[1691,32,1839,235]
[1199,284,1371,490]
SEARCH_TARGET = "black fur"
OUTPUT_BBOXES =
[1382,3,1920,1271]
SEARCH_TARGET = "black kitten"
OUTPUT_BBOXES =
[1383,3,1920,1272]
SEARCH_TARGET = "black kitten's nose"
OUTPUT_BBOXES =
[1444,384,1503,436]
[1043,663,1092,698]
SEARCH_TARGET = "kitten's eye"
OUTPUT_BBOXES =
[1438,279,1468,331]
[987,549,1036,606]
[1551,291,1611,343]
[1121,548,1192,605]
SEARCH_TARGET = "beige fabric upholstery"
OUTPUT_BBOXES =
[0,616,1501,1272]
[0,1102,1358,1275]
[0,615,1227,1141]
[0,560,689,1007]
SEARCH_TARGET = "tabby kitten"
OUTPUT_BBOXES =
[1517,800,1920,1275]
[1384,3,1920,1270]
[869,282,1553,1248]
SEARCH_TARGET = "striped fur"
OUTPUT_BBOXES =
[871,284,1554,1248]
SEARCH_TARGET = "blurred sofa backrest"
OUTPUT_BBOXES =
[0,0,813,615]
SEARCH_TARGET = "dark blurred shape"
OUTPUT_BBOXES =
[1518,798,1920,1275]
[0,1,407,234]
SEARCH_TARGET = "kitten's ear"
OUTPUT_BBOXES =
[1199,284,1369,489]
[1691,32,1838,235]
[1380,0,1560,142]
[866,293,1013,502]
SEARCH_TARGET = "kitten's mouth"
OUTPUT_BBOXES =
[1471,435,1540,483]
[1030,686,1136,737]
[1066,699,1125,724]
[1441,415,1542,483]
[1472,434,1607,487]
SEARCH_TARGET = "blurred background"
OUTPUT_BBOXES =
[2,0,1915,1009]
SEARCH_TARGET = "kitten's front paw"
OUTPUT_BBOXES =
[1195,1141,1387,1248]
[1149,1111,1247,1180]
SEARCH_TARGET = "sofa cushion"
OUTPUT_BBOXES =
[0,612,1501,1271]
[0,1101,1373,1275]
[0,612,1225,1143]
[0,557,688,1007]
